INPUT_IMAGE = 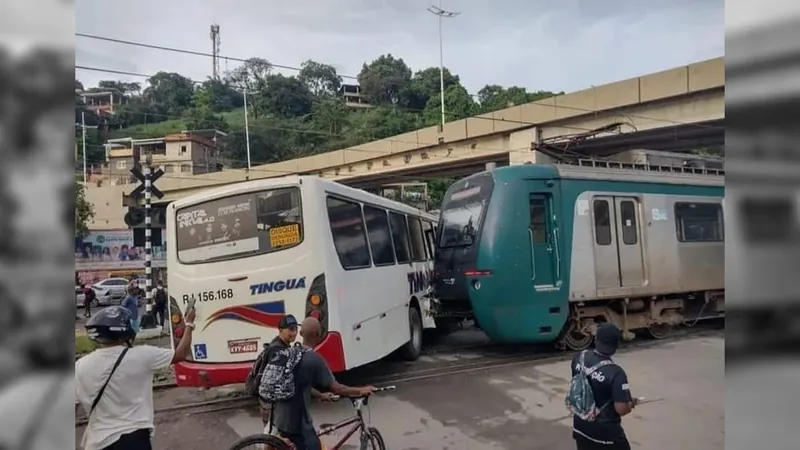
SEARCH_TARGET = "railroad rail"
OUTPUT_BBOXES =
[76,324,723,427]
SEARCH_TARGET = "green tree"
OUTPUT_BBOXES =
[75,182,94,238]
[260,74,314,119]
[404,67,460,110]
[477,85,559,113]
[226,58,272,118]
[298,60,342,97]
[423,84,477,126]
[185,84,227,131]
[202,78,243,112]
[142,72,195,117]
[357,54,412,105]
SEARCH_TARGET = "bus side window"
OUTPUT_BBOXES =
[422,220,435,260]
[388,212,412,264]
[408,217,428,262]
[363,205,396,266]
[326,197,372,270]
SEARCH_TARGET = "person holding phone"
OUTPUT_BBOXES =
[75,304,197,450]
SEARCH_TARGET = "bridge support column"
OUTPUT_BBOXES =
[507,127,555,165]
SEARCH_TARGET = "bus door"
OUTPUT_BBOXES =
[591,196,645,289]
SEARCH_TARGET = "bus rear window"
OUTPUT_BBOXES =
[175,187,303,264]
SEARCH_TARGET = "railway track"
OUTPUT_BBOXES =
[75,324,723,427]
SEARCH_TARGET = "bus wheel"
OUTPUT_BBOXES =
[401,307,423,361]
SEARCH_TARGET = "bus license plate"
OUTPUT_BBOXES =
[227,338,259,354]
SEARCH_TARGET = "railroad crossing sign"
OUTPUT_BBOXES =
[129,167,165,200]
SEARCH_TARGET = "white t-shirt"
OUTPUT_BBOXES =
[75,345,174,450]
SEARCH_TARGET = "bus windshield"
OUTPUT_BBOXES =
[176,187,303,264]
[439,202,483,248]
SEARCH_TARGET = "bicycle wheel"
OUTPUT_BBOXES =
[227,433,293,450]
[359,427,386,450]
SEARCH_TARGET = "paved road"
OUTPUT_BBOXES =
[77,334,724,449]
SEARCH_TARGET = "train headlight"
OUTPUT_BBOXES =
[473,280,481,290]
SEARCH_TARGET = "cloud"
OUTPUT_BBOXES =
[75,0,723,94]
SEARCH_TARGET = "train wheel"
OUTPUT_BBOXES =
[400,307,423,361]
[647,323,671,339]
[564,322,593,351]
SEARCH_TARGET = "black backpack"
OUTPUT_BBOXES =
[154,288,166,306]
[244,343,272,397]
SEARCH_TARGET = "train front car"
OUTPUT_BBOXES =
[433,161,726,349]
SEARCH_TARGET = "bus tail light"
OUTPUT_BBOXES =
[168,296,187,353]
[305,274,329,336]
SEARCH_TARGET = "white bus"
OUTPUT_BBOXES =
[165,176,439,387]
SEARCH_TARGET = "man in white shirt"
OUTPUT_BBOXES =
[75,305,196,450]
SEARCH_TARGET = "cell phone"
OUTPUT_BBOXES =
[184,297,197,316]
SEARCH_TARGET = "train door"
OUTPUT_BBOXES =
[526,180,562,290]
[592,196,645,289]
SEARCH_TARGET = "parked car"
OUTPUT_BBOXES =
[90,278,130,306]
[75,286,85,308]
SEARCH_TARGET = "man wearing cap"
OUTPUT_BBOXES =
[259,315,334,430]
[570,323,637,450]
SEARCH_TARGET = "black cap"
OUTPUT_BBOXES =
[279,314,298,330]
[594,323,621,355]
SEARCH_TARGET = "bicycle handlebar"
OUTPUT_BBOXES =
[329,385,396,402]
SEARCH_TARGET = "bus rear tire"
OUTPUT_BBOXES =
[400,307,423,361]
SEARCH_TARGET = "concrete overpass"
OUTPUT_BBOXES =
[87,57,723,229]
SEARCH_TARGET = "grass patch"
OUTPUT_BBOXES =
[75,334,99,355]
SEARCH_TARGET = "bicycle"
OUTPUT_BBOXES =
[227,386,395,450]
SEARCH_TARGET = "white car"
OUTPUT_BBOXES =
[89,278,130,306]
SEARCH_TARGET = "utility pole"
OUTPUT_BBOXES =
[427,0,460,131]
[210,24,221,80]
[144,149,153,309]
[81,112,88,184]
[243,89,252,171]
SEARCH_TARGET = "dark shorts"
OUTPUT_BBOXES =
[103,428,152,450]
[279,425,322,450]
[573,431,631,450]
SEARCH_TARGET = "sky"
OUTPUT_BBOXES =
[74,0,726,95]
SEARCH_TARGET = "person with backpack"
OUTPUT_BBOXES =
[151,283,167,327]
[75,305,196,450]
[261,316,375,450]
[566,323,638,450]
[246,315,335,432]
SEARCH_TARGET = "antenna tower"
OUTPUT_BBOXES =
[210,24,221,79]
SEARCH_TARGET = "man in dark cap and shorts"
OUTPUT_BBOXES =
[258,315,335,431]
[570,323,638,450]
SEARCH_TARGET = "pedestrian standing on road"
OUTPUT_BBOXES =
[82,283,96,318]
[75,305,197,450]
[568,323,637,450]
[121,285,140,334]
[151,283,167,328]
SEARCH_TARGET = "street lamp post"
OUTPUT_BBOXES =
[243,89,252,171]
[427,0,460,131]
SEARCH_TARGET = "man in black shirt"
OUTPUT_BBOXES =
[260,314,300,427]
[273,317,375,450]
[571,323,637,450]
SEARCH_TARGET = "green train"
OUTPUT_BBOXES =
[430,160,725,350]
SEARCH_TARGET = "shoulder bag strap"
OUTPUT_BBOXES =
[89,347,129,416]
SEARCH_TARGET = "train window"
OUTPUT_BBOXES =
[529,196,548,243]
[408,217,428,262]
[363,205,395,266]
[326,197,371,269]
[593,200,612,245]
[619,200,638,245]
[674,202,724,242]
[388,212,412,264]
[422,220,436,259]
